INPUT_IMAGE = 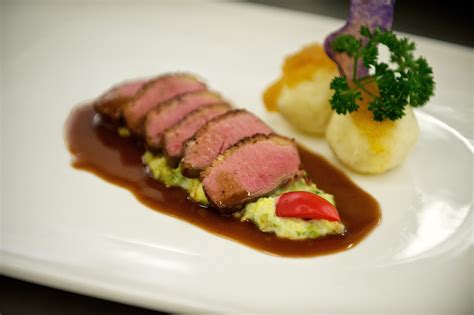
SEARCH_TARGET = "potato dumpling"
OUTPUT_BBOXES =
[326,82,419,174]
[263,44,339,135]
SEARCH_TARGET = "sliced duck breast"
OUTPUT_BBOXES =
[144,91,225,150]
[181,110,273,178]
[163,103,231,167]
[122,73,206,134]
[94,78,148,122]
[201,134,303,212]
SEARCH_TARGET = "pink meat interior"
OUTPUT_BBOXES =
[203,138,301,207]
[164,104,230,157]
[101,79,148,102]
[145,92,222,147]
[183,112,273,171]
[124,75,206,131]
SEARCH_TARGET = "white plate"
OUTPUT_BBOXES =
[2,1,473,313]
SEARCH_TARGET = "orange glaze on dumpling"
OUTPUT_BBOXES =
[263,44,337,112]
[350,80,394,153]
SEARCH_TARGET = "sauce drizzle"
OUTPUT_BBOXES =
[65,104,381,257]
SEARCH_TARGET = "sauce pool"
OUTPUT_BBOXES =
[65,104,381,257]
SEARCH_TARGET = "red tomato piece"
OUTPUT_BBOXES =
[276,191,341,221]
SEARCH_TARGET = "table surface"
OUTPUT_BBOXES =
[1,1,472,314]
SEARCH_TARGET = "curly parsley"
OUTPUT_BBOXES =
[329,26,434,121]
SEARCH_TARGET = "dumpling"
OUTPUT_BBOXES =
[263,44,338,135]
[326,82,419,174]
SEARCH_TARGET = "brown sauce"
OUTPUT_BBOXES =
[65,104,381,257]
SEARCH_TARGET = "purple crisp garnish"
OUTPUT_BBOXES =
[324,0,396,79]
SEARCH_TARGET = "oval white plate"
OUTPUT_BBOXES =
[2,1,472,313]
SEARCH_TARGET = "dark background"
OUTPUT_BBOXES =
[1,1,472,315]
[248,0,473,47]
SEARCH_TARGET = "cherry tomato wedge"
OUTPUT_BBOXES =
[276,191,341,221]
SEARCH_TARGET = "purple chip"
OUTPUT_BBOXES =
[324,0,396,79]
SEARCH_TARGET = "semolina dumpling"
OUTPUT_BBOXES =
[263,44,339,135]
[326,82,419,174]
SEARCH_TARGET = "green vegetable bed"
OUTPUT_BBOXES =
[143,151,345,240]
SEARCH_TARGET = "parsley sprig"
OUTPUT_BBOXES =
[329,26,434,121]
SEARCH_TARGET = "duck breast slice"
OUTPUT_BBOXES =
[181,110,273,178]
[163,103,232,167]
[122,73,206,133]
[201,134,303,212]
